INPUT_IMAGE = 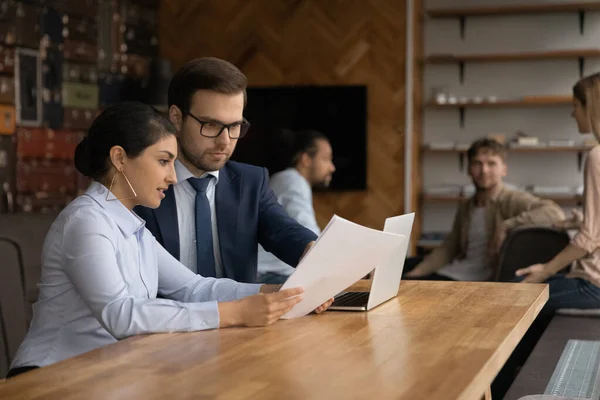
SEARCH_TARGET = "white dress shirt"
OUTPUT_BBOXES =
[10,181,261,369]
[173,160,224,277]
[257,168,321,279]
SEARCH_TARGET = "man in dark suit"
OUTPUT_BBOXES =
[135,57,317,284]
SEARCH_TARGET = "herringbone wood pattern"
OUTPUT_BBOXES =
[159,0,412,231]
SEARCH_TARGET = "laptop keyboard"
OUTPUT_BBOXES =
[331,292,370,308]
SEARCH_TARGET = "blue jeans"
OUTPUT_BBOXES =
[542,274,600,311]
[512,273,600,319]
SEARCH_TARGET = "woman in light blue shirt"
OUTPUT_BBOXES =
[8,102,329,378]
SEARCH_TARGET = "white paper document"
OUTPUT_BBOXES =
[280,215,406,319]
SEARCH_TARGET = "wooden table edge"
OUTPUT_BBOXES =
[0,281,550,400]
[459,283,549,400]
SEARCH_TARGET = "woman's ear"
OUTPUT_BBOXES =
[169,105,182,132]
[108,145,127,171]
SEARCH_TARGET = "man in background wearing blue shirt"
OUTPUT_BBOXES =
[258,129,336,284]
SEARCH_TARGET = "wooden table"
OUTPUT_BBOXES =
[0,281,548,400]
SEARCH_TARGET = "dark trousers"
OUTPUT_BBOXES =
[402,256,456,281]
[539,274,600,313]
[5,365,38,379]
[490,308,553,399]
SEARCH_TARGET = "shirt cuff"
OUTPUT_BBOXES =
[503,218,518,230]
[235,283,262,300]
[187,301,220,331]
[572,231,600,255]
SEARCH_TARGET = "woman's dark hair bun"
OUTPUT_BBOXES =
[74,137,92,177]
[71,101,177,181]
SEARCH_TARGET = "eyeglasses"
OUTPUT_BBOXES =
[184,112,250,139]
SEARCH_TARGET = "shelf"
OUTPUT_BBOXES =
[426,96,572,108]
[510,146,592,153]
[423,146,592,153]
[424,145,594,171]
[428,3,600,18]
[426,49,600,64]
[426,50,599,84]
[426,96,574,128]
[422,194,464,202]
[422,193,583,205]
[427,3,600,38]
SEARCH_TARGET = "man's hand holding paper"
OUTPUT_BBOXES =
[279,215,406,319]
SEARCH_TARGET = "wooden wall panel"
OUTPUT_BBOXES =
[411,0,425,253]
[159,0,412,230]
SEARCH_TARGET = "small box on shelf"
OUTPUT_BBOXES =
[548,139,576,148]
[425,141,456,151]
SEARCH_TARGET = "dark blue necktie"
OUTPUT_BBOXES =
[187,176,216,277]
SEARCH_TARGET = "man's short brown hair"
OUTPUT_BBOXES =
[168,57,248,114]
[467,138,507,163]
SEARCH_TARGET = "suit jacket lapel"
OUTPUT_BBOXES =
[153,185,180,260]
[215,165,239,280]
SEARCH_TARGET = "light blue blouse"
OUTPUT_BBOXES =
[11,181,261,369]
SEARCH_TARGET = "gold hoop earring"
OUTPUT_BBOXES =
[106,170,137,201]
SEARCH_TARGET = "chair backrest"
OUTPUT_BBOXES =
[496,226,571,282]
[0,237,27,378]
[0,311,8,379]
[0,213,57,316]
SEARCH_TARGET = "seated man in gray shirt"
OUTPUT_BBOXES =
[405,138,565,281]
[257,130,336,284]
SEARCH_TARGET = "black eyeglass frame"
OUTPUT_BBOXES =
[184,112,251,139]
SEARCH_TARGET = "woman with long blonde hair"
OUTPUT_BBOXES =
[516,72,600,311]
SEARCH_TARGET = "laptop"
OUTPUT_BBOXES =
[328,213,415,311]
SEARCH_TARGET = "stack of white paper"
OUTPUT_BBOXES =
[280,215,406,319]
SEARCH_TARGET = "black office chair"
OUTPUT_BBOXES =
[496,226,570,282]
